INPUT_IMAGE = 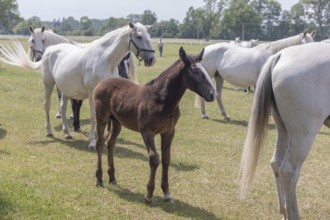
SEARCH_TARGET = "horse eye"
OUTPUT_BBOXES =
[42,40,45,44]
[32,39,35,44]
[137,36,142,40]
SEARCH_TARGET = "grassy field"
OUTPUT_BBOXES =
[0,37,329,220]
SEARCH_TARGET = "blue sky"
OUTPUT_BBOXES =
[16,0,296,22]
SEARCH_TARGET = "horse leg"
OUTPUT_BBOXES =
[44,82,55,137]
[55,86,62,119]
[71,99,82,132]
[214,73,230,121]
[94,108,109,187]
[280,134,315,220]
[107,118,121,185]
[160,130,175,202]
[88,91,96,149]
[270,109,289,218]
[141,130,159,203]
[60,94,72,139]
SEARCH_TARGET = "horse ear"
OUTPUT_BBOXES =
[29,26,34,33]
[41,26,46,33]
[145,25,152,30]
[196,48,205,62]
[129,23,135,29]
[179,47,187,63]
[311,30,316,38]
[303,30,308,37]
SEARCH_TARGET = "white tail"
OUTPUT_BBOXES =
[239,52,282,199]
[0,39,42,70]
[129,54,138,84]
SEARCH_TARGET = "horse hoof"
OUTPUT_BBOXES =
[224,116,231,122]
[96,181,104,187]
[144,196,152,204]
[46,133,54,137]
[74,128,81,132]
[55,113,61,119]
[109,179,117,185]
[65,135,73,139]
[164,194,174,203]
[202,115,209,119]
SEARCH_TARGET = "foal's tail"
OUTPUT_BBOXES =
[239,52,282,199]
[0,39,42,70]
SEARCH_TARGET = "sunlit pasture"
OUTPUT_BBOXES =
[0,36,329,219]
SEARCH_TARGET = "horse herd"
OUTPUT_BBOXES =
[0,23,329,220]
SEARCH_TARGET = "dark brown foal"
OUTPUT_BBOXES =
[93,47,215,203]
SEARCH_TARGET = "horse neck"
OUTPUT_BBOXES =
[89,26,131,69]
[44,31,73,47]
[147,60,186,111]
[268,35,301,54]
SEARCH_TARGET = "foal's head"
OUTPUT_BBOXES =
[179,47,215,102]
[128,23,156,67]
[28,26,46,61]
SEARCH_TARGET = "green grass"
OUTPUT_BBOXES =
[0,37,329,219]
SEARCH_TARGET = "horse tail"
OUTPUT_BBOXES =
[0,39,42,70]
[194,95,202,109]
[128,53,138,84]
[239,52,282,199]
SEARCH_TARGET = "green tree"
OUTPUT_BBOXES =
[15,16,43,35]
[141,10,157,25]
[301,0,330,39]
[79,16,92,36]
[179,7,200,39]
[289,3,308,35]
[220,0,262,40]
[0,0,21,33]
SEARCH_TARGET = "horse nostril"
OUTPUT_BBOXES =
[210,91,214,100]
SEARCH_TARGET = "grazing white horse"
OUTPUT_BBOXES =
[240,42,330,220]
[0,23,156,149]
[196,31,315,120]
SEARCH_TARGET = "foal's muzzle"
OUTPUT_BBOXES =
[204,89,215,102]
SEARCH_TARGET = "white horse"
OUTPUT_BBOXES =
[196,31,315,120]
[28,26,137,82]
[240,42,330,220]
[28,26,136,130]
[239,39,259,48]
[0,23,156,149]
[321,39,330,44]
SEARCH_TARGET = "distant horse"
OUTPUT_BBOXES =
[240,42,330,220]
[229,37,240,45]
[0,23,155,148]
[239,39,259,48]
[28,26,135,131]
[93,47,215,203]
[196,31,315,120]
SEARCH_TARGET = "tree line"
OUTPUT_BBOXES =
[0,0,329,41]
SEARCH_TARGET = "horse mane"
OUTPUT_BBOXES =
[146,59,183,86]
[269,35,301,54]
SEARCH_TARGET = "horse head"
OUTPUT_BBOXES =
[180,47,215,102]
[128,22,156,67]
[28,26,46,61]
[300,30,316,44]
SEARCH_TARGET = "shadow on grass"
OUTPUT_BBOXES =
[0,193,15,219]
[0,124,7,139]
[210,118,276,130]
[109,185,222,220]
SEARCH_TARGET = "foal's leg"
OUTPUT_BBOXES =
[141,130,159,203]
[95,111,108,187]
[270,110,289,218]
[214,73,230,121]
[60,94,72,139]
[160,130,175,202]
[107,118,121,185]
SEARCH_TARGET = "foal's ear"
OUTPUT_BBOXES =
[29,26,34,34]
[179,47,188,63]
[41,26,46,33]
[196,48,205,62]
